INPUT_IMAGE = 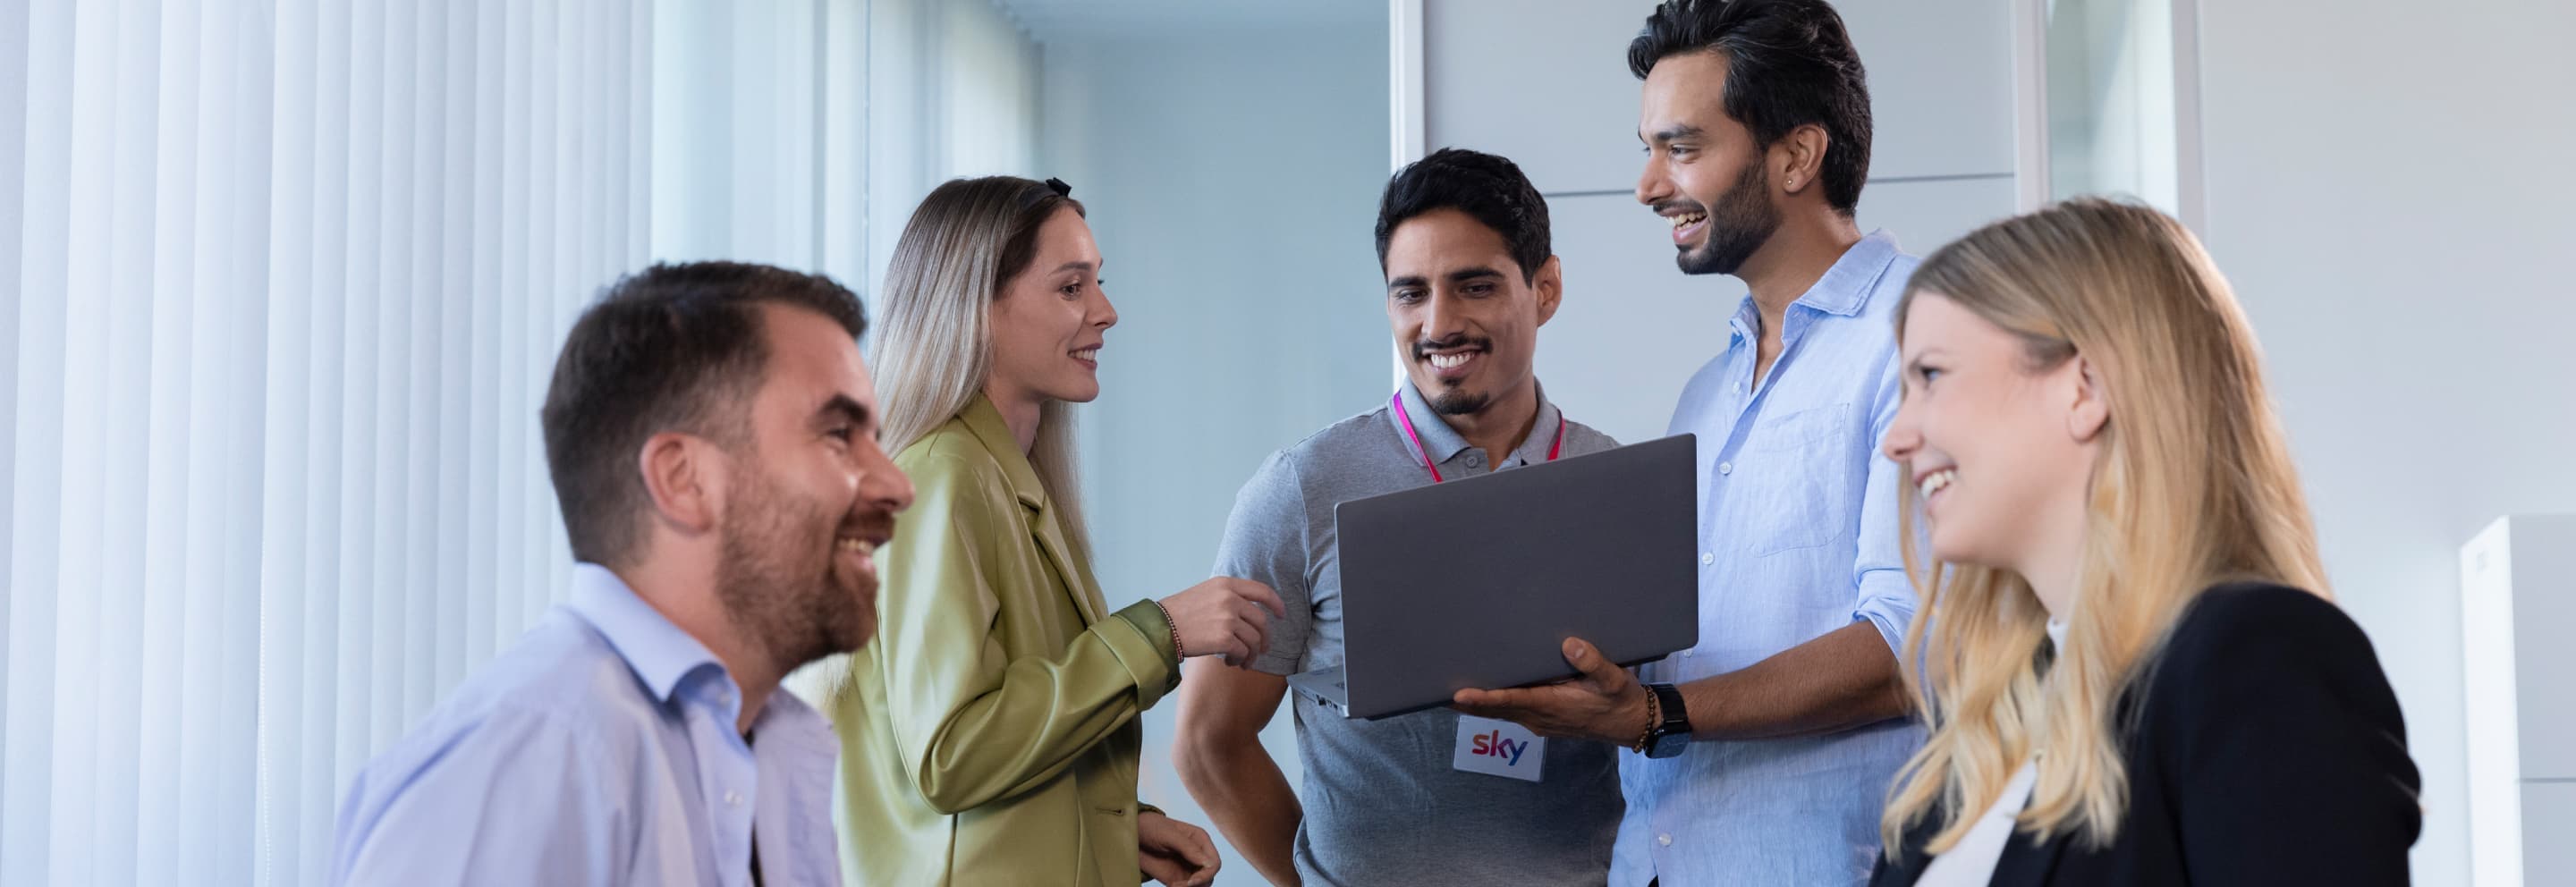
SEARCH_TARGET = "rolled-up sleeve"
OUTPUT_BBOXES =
[1851,359,1917,655]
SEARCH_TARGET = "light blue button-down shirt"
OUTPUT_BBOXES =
[1614,231,1928,887]
[332,563,843,887]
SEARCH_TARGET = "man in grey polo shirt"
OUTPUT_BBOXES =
[1172,148,1624,887]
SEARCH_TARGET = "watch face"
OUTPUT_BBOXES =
[1649,731,1691,758]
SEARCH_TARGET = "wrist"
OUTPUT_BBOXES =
[1629,685,1658,752]
[1151,599,1186,663]
[1640,682,1693,758]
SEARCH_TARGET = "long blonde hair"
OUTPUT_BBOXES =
[1879,199,2328,854]
[870,175,1096,556]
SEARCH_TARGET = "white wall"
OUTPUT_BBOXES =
[1041,22,1393,880]
[2197,1,2576,880]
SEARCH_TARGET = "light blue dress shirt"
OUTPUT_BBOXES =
[1614,231,1928,886]
[332,563,843,887]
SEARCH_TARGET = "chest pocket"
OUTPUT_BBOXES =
[1734,403,1854,556]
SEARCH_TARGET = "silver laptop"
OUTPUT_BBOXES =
[1287,433,1699,720]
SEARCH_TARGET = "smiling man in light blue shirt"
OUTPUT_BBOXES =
[1451,2,1923,884]
[332,263,916,886]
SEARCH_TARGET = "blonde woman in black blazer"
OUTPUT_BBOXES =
[1869,199,2419,885]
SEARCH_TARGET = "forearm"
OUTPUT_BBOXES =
[902,602,1176,813]
[1175,739,1302,886]
[1677,620,1907,740]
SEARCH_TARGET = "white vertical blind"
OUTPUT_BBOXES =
[0,1,1049,885]
[863,0,1043,293]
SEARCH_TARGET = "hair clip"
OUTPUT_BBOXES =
[1044,177,1072,198]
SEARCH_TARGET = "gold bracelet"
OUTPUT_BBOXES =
[1153,600,1186,663]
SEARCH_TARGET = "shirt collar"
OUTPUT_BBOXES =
[1390,379,1565,467]
[1791,229,1903,317]
[565,562,729,705]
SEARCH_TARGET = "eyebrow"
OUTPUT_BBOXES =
[1386,266,1506,291]
[1051,260,1097,275]
[816,393,872,429]
[1643,124,1705,145]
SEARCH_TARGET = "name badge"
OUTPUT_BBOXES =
[1453,715,1545,782]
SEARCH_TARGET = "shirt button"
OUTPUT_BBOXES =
[1733,383,1744,394]
[724,790,741,807]
[1699,552,1713,566]
[1717,461,1733,475]
[1658,833,1674,847]
[1466,454,1483,468]
[1682,650,1695,658]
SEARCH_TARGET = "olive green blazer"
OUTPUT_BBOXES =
[831,394,1179,887]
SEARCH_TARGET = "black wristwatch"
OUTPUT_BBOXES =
[1643,682,1691,758]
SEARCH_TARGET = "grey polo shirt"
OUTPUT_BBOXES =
[1212,381,1625,887]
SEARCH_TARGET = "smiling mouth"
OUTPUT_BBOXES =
[1917,469,1955,503]
[1420,348,1487,380]
[1665,209,1708,245]
[1071,347,1099,364]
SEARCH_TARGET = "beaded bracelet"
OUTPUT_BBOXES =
[1152,600,1186,663]
[1633,688,1662,755]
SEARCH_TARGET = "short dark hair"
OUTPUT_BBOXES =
[541,261,867,567]
[1374,148,1552,283]
[1630,0,1874,215]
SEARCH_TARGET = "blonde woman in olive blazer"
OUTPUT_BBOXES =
[830,176,1283,887]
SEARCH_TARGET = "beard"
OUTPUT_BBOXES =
[1429,389,1491,415]
[715,453,875,676]
[1675,159,1783,277]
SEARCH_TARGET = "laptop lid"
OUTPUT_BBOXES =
[1330,433,1699,719]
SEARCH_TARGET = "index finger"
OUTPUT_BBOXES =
[1235,579,1288,619]
[1453,686,1537,709]
[1191,827,1222,870]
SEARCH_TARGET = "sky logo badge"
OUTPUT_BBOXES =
[1453,714,1546,782]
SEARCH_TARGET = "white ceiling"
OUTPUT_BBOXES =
[990,0,1381,43]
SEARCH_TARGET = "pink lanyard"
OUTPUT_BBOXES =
[1390,392,1564,484]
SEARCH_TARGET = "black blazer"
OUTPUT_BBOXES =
[1872,582,2420,886]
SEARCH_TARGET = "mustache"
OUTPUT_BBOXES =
[1651,199,1707,216]
[836,511,897,546]
[1411,334,1493,360]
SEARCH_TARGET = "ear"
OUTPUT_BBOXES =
[1777,123,1830,197]
[1532,255,1564,327]
[638,431,725,538]
[2066,356,2110,444]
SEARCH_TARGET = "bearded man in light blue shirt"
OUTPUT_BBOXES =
[1453,2,1927,884]
[332,263,916,886]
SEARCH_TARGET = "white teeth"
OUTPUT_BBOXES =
[1668,212,1707,229]
[1917,469,1956,500]
[1428,352,1473,370]
[1072,348,1098,361]
[838,537,876,556]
